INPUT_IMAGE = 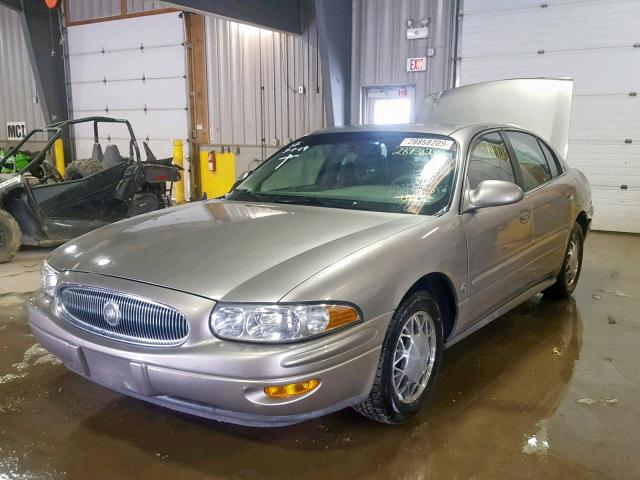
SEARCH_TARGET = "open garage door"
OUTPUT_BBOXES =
[67,12,188,162]
[459,0,640,233]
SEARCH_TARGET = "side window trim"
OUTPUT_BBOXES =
[460,129,521,212]
[498,129,525,189]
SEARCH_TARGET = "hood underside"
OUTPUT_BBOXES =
[48,200,425,302]
[417,78,574,158]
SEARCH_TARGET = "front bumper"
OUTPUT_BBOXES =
[27,273,386,426]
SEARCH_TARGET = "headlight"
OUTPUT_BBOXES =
[41,261,60,298]
[211,303,361,342]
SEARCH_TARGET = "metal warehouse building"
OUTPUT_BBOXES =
[0,1,639,479]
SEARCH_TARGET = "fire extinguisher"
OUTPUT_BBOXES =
[208,151,217,171]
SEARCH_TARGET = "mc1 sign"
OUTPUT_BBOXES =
[7,122,27,141]
[406,57,427,72]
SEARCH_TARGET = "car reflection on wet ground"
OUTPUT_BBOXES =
[0,232,638,479]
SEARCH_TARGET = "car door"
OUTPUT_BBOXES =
[460,131,533,328]
[503,131,572,281]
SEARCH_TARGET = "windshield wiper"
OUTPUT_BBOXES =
[233,189,365,210]
[232,189,273,202]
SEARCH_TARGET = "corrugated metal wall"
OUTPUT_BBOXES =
[205,17,326,150]
[351,0,456,122]
[66,0,167,22]
[67,0,121,22]
[0,4,46,146]
[127,1,171,14]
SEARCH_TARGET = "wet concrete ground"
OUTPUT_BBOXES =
[0,232,638,479]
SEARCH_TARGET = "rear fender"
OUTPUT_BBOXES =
[114,165,145,201]
[142,164,181,183]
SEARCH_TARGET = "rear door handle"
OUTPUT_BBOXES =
[567,194,575,200]
[519,210,531,223]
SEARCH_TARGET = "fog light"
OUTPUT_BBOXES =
[264,379,320,398]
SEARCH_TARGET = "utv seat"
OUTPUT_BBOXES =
[102,145,127,169]
[91,143,104,163]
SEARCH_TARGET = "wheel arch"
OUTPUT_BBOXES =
[576,211,591,238]
[401,272,458,341]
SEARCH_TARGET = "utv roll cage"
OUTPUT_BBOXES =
[0,116,141,173]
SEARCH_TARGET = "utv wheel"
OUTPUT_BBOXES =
[63,158,102,180]
[544,222,584,299]
[354,291,443,424]
[0,209,21,263]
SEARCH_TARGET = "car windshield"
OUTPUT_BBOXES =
[227,132,457,215]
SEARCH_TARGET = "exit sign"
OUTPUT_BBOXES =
[406,57,427,72]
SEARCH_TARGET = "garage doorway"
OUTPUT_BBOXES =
[363,85,415,125]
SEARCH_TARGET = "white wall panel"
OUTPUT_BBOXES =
[67,12,188,160]
[570,96,640,143]
[461,1,640,57]
[463,0,636,14]
[460,0,640,232]
[460,49,640,95]
[68,46,185,83]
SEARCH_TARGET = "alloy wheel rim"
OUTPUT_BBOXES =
[392,311,437,404]
[564,232,581,286]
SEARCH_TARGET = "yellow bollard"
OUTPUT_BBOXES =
[54,138,65,175]
[173,140,186,204]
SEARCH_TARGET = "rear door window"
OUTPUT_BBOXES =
[506,131,552,191]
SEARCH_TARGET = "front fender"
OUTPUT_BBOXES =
[280,214,467,330]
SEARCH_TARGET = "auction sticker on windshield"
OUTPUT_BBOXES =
[400,138,454,149]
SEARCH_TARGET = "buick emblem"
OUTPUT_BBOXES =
[103,300,121,327]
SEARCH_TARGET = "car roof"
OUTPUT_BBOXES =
[310,122,519,138]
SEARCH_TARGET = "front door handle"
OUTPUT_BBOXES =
[519,210,531,224]
[567,194,575,201]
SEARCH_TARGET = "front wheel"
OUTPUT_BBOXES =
[353,291,443,424]
[0,209,21,263]
[544,222,584,299]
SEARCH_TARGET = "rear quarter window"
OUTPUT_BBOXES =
[538,140,562,177]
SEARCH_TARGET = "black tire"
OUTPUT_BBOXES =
[544,222,584,299]
[353,291,444,424]
[63,158,102,180]
[0,209,21,263]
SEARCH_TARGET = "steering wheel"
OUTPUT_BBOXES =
[391,175,415,186]
[37,160,64,184]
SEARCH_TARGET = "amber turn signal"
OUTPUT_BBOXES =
[327,305,360,330]
[264,379,320,398]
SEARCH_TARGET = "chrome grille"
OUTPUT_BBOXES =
[57,286,189,347]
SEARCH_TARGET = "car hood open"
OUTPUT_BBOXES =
[48,200,425,302]
[417,78,574,159]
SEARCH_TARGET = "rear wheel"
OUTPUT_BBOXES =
[0,209,21,263]
[63,158,102,180]
[544,222,584,299]
[353,291,443,424]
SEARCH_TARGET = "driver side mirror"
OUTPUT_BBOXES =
[465,180,524,212]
